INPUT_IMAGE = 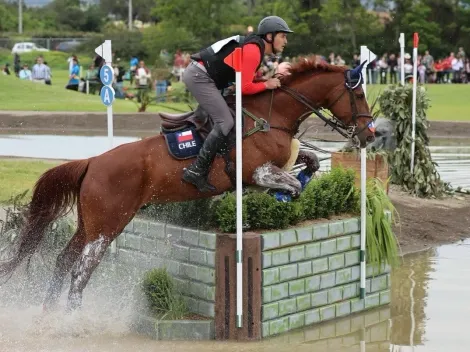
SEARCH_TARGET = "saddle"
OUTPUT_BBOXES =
[159,94,236,139]
[159,95,237,186]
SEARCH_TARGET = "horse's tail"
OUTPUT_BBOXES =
[0,159,89,277]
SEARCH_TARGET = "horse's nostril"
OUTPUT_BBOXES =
[366,135,375,142]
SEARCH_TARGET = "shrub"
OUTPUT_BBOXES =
[142,268,188,320]
[214,167,358,232]
[139,167,359,233]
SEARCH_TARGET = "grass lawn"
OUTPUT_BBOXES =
[0,69,469,121]
[0,70,191,113]
[0,159,62,204]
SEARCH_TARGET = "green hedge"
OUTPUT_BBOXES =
[139,167,359,233]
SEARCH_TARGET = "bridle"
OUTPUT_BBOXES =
[277,69,375,140]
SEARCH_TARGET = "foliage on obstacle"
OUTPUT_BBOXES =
[378,84,450,198]
[365,178,400,268]
[215,167,359,233]
[142,268,188,320]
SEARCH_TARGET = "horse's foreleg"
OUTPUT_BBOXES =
[43,228,85,311]
[67,235,111,311]
[252,163,302,198]
[295,150,320,176]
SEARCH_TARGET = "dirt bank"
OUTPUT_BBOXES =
[0,111,469,139]
[389,185,470,254]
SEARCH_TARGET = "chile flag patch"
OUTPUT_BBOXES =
[163,127,203,160]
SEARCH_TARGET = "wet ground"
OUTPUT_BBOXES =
[1,238,470,351]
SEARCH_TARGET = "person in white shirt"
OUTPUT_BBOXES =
[135,60,152,103]
[135,60,151,88]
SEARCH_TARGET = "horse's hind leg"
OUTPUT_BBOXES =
[66,235,111,311]
[253,163,302,198]
[43,226,86,311]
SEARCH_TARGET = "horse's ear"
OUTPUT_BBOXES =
[351,60,367,79]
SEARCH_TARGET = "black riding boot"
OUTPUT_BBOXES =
[182,127,228,192]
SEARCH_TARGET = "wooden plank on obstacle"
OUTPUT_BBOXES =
[215,232,261,340]
[331,152,390,193]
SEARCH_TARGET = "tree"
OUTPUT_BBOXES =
[0,2,16,32]
[100,0,155,23]
[151,0,244,46]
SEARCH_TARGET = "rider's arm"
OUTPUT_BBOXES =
[241,44,267,95]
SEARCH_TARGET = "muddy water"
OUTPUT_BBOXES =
[1,239,470,352]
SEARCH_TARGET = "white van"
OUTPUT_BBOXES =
[11,42,50,54]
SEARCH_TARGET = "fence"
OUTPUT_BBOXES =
[0,37,90,51]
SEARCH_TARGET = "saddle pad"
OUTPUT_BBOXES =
[163,128,203,160]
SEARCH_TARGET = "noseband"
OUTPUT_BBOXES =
[278,69,374,140]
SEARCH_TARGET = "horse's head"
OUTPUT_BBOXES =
[323,61,376,147]
[279,57,375,148]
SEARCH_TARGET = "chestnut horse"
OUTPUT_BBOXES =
[0,57,375,311]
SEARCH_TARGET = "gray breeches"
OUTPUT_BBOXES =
[182,62,234,136]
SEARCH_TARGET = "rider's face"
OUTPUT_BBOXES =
[273,33,288,53]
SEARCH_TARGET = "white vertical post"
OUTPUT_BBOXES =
[95,40,116,254]
[399,33,405,86]
[235,52,243,329]
[128,0,133,30]
[359,46,375,301]
[224,47,243,328]
[360,147,366,300]
[410,33,419,175]
[18,0,23,34]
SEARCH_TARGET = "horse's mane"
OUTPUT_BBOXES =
[280,55,347,85]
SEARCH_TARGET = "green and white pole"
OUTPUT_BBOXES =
[359,45,376,299]
[224,47,244,328]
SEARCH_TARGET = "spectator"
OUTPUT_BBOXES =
[135,60,152,102]
[19,64,32,80]
[129,56,139,84]
[31,57,48,83]
[13,53,20,77]
[378,54,388,84]
[172,49,185,82]
[2,63,11,75]
[65,58,80,91]
[351,54,360,69]
[43,61,52,85]
[421,50,434,82]
[387,53,398,84]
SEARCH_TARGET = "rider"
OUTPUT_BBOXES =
[182,16,294,192]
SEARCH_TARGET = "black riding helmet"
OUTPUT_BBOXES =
[257,16,294,42]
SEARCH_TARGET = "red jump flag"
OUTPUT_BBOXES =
[224,48,242,72]
[413,33,419,48]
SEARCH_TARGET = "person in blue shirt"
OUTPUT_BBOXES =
[66,58,80,91]
[129,56,139,84]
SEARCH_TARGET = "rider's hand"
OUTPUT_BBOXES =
[265,78,281,90]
